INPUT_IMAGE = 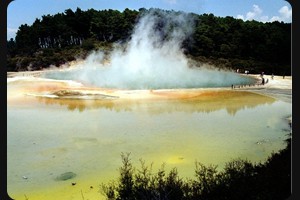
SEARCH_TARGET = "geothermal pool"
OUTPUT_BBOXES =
[7,9,292,199]
[7,76,291,200]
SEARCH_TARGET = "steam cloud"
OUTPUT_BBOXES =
[44,9,255,89]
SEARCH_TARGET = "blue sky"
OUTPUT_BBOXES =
[7,0,292,40]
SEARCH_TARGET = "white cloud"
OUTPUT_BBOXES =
[237,5,292,23]
[245,4,262,20]
[270,16,280,22]
[260,15,269,22]
[236,14,244,20]
[7,27,18,40]
[278,6,292,20]
[253,4,263,14]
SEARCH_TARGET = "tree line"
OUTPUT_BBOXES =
[7,8,291,75]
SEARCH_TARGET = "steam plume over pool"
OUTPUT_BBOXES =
[43,9,256,89]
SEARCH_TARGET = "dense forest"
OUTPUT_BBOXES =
[7,7,291,75]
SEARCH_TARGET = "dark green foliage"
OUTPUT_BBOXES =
[101,154,186,200]
[7,8,291,75]
[118,152,135,199]
[101,137,291,200]
[81,38,96,51]
[190,163,220,199]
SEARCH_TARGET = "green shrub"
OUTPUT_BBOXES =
[101,137,291,200]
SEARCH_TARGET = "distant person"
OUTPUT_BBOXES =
[271,74,274,80]
[262,77,265,85]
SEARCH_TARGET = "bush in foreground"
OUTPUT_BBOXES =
[101,137,291,200]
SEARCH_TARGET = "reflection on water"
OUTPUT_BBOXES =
[7,78,291,200]
[35,90,275,116]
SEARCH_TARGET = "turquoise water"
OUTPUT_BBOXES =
[42,67,256,89]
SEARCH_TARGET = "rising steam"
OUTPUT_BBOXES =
[43,9,255,89]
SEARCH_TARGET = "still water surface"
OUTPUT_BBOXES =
[7,79,291,200]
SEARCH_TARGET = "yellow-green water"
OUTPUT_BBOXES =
[7,78,291,200]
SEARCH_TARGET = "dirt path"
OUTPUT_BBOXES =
[233,74,292,103]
